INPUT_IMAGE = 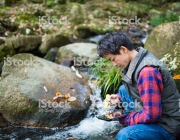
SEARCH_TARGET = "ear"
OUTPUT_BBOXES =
[119,46,128,54]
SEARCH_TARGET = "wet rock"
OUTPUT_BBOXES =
[39,33,71,55]
[145,21,180,59]
[0,113,8,127]
[0,44,15,61]
[61,59,74,67]
[86,35,105,44]
[0,37,5,45]
[55,43,98,66]
[44,47,58,62]
[0,54,91,127]
[5,35,42,53]
[76,26,98,38]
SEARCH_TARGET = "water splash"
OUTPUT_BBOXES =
[43,81,121,139]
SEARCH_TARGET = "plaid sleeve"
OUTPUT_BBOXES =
[120,66,163,126]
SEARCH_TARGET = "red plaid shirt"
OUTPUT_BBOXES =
[119,66,180,136]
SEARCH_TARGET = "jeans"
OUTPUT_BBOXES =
[117,85,135,114]
[116,85,176,140]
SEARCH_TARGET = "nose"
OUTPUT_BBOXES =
[112,61,117,66]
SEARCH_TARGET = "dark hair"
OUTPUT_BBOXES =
[97,31,134,57]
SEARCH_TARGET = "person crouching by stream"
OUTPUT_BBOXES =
[97,31,180,140]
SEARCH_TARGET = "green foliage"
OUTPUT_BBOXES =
[90,57,122,98]
[150,12,180,26]
[46,0,57,7]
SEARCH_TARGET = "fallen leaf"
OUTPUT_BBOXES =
[24,69,28,73]
[64,94,69,99]
[68,96,76,102]
[56,91,61,96]
[44,86,48,93]
[173,74,180,80]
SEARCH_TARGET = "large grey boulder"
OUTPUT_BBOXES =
[55,43,98,66]
[0,54,91,127]
[39,33,71,55]
[144,21,180,92]
[5,35,42,53]
[144,21,180,59]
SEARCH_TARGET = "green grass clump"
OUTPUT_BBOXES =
[90,57,122,98]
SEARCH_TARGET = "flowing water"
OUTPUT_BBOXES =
[43,81,122,140]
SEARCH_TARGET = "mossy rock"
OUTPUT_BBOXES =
[160,42,180,76]
[145,21,180,59]
[0,53,91,127]
[39,33,71,55]
[0,44,15,61]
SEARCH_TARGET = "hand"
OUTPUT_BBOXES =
[109,94,119,106]
[112,111,123,118]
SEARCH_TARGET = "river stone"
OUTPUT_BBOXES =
[55,43,98,66]
[160,42,180,92]
[0,53,91,127]
[0,113,7,127]
[39,33,71,55]
[144,21,180,59]
[5,35,42,53]
[44,47,58,62]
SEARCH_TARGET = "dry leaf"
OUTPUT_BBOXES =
[68,96,76,102]
[24,69,28,73]
[56,91,61,96]
[75,71,82,78]
[53,96,61,103]
[173,74,180,80]
[44,86,48,93]
[64,94,69,99]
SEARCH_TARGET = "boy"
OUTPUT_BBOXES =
[97,31,180,140]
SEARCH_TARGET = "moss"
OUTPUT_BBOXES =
[0,51,6,62]
[150,12,180,26]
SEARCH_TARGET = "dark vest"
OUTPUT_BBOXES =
[122,47,180,133]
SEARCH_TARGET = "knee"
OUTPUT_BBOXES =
[116,127,129,140]
[119,85,125,91]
